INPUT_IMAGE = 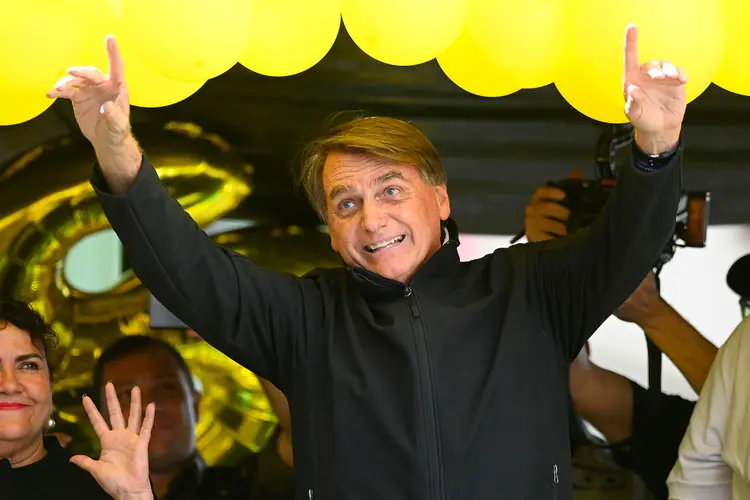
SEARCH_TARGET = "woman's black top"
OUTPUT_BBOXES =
[2,436,111,500]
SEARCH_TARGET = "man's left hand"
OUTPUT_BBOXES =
[622,25,687,154]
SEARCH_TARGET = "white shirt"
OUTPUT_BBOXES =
[667,318,750,499]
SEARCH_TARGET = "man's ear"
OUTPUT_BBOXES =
[435,184,450,220]
[330,232,339,253]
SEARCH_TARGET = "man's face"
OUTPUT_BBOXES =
[101,348,199,472]
[323,152,450,282]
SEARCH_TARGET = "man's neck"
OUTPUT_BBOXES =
[0,436,46,468]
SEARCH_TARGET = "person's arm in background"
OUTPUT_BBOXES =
[259,378,294,468]
[615,274,717,394]
[526,185,716,440]
[48,36,322,387]
[667,319,750,500]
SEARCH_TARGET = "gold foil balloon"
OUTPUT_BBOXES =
[214,225,342,278]
[182,225,342,464]
[0,122,277,462]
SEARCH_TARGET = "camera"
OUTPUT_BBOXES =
[549,176,710,270]
[513,124,710,273]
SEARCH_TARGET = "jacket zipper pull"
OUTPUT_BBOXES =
[553,464,559,484]
[404,286,420,317]
[309,489,313,499]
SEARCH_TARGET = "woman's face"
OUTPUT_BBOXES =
[0,323,52,447]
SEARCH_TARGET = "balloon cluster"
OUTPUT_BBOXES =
[1,0,748,126]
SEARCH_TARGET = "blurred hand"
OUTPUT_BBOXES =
[614,272,662,326]
[46,36,131,150]
[70,383,154,500]
[524,186,570,243]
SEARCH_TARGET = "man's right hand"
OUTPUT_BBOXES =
[524,186,570,243]
[47,36,131,149]
[47,35,142,194]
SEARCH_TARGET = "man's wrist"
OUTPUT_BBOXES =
[638,299,675,334]
[94,135,143,195]
[633,129,681,156]
[118,491,153,500]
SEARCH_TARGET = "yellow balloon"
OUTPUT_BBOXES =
[122,0,254,82]
[0,1,90,94]
[555,78,628,124]
[120,43,206,108]
[714,0,750,96]
[342,0,468,66]
[74,4,205,108]
[0,92,55,126]
[556,0,724,123]
[469,0,564,89]
[239,0,341,77]
[77,0,122,71]
[438,27,519,98]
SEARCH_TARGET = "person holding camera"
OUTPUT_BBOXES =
[524,185,718,499]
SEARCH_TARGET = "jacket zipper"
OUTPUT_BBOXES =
[553,464,559,500]
[405,286,444,500]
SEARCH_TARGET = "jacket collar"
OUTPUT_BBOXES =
[348,217,462,300]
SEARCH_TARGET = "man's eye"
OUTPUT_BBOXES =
[340,199,355,210]
[385,187,400,197]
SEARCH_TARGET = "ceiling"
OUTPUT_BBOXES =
[2,25,749,235]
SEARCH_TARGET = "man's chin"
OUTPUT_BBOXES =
[371,264,413,283]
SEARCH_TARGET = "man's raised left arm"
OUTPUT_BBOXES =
[522,24,687,360]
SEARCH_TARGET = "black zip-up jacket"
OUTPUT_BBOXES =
[93,145,682,500]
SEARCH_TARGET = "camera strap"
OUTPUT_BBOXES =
[647,274,663,403]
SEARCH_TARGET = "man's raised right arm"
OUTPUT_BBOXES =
[91,136,321,385]
[47,36,320,386]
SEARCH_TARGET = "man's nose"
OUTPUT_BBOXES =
[361,200,388,232]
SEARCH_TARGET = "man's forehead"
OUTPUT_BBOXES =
[323,153,417,190]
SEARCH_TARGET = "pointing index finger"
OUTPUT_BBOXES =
[623,24,639,74]
[106,35,126,84]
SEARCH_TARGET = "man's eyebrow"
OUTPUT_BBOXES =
[328,171,406,201]
[328,184,351,201]
[372,171,405,186]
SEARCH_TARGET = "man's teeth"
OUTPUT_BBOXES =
[366,235,405,252]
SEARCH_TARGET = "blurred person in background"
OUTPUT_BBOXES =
[93,334,294,499]
[524,185,718,500]
[0,299,154,499]
[667,255,750,499]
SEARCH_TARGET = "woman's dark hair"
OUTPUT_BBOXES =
[91,335,196,407]
[0,299,58,378]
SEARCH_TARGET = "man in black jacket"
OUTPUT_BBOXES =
[49,24,687,500]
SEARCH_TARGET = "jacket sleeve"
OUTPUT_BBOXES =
[665,320,750,500]
[523,146,683,361]
[91,154,323,385]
